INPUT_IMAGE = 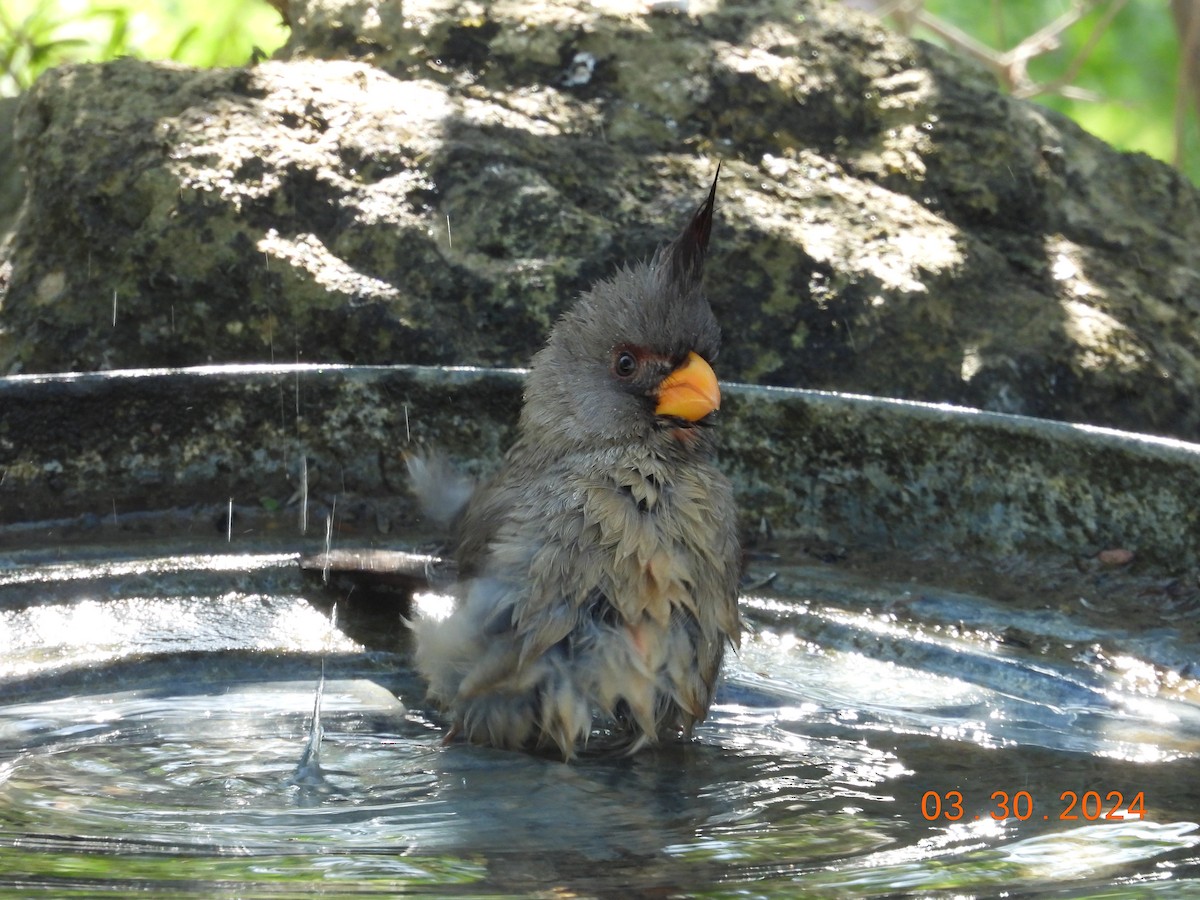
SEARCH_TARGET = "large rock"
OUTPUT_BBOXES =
[2,0,1199,438]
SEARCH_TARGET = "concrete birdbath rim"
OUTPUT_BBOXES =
[0,362,1196,573]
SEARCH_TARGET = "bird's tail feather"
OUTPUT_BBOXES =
[405,451,475,530]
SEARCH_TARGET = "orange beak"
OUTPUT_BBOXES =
[655,351,720,422]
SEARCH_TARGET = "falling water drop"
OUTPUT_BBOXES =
[322,501,336,585]
[300,456,309,536]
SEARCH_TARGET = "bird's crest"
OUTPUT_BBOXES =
[662,165,720,289]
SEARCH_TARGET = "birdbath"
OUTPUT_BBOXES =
[1,363,1198,895]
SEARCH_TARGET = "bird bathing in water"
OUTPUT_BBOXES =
[410,173,741,760]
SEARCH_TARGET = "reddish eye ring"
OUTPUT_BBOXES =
[614,350,638,378]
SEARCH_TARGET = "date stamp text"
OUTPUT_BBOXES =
[921,790,1146,822]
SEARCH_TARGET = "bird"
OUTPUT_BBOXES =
[410,171,741,760]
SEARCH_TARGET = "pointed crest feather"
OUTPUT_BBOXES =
[664,163,720,285]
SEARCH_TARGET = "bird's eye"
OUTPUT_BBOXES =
[613,350,638,378]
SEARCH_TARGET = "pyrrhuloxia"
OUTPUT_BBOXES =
[413,174,741,759]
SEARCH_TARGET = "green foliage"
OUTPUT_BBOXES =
[910,0,1199,184]
[0,0,286,95]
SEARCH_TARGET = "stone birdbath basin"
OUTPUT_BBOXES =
[0,363,1197,895]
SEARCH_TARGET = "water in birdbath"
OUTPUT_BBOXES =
[0,525,1197,898]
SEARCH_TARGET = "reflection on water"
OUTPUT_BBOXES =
[0,544,1197,897]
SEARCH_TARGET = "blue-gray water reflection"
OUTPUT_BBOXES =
[0,545,1197,897]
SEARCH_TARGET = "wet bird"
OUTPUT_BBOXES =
[411,173,741,759]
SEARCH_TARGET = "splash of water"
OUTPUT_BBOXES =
[289,604,338,793]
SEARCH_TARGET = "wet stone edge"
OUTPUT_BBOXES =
[0,364,1197,572]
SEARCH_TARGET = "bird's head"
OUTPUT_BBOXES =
[521,172,724,453]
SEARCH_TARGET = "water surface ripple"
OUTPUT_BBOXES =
[0,546,1196,897]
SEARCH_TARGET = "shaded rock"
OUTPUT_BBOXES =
[0,97,21,241]
[1,0,1199,440]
